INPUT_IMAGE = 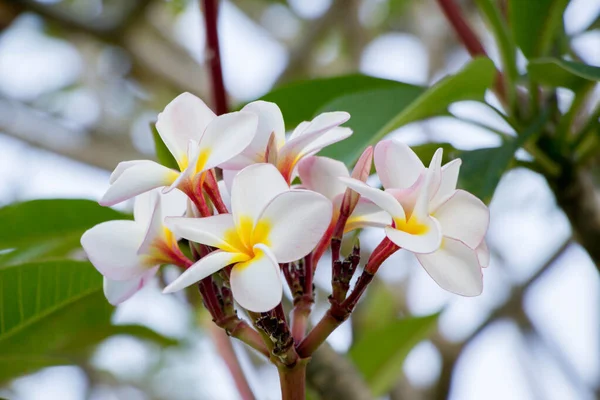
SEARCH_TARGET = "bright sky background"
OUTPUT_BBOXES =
[1,0,600,399]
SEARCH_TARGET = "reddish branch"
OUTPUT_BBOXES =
[436,0,507,103]
[202,0,228,115]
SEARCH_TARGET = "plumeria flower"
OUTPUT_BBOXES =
[100,93,258,206]
[341,139,489,296]
[221,101,352,184]
[297,155,390,233]
[81,189,189,305]
[163,163,333,312]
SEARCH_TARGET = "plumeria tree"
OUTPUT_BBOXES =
[0,0,599,399]
[80,91,490,399]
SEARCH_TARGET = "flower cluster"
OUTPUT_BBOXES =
[81,92,490,313]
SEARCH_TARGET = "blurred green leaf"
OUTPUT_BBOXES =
[0,200,128,251]
[319,58,495,164]
[509,0,570,58]
[0,200,128,265]
[349,313,440,396]
[0,260,176,382]
[151,123,180,170]
[459,110,550,203]
[354,280,399,334]
[257,74,416,128]
[528,58,600,90]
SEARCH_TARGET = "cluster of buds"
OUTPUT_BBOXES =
[81,92,489,357]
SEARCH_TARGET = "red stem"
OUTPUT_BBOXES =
[202,0,227,115]
[436,0,507,102]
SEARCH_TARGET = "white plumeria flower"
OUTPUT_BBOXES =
[163,163,333,312]
[81,189,188,305]
[297,155,390,232]
[221,101,352,184]
[341,139,489,296]
[100,93,258,206]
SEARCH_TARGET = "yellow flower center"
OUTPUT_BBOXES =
[394,217,429,235]
[223,215,272,259]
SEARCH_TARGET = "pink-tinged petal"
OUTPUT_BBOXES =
[386,177,423,218]
[103,266,159,305]
[431,159,462,211]
[221,101,285,170]
[230,244,282,312]
[339,177,405,220]
[231,163,289,232]
[297,156,349,200]
[278,112,350,179]
[156,93,216,168]
[101,161,178,206]
[411,163,439,222]
[385,216,442,254]
[163,250,247,293]
[198,111,258,171]
[374,139,425,189]
[426,148,443,200]
[416,238,483,296]
[289,121,311,141]
[298,127,353,157]
[434,190,489,249]
[344,199,392,232]
[475,240,490,268]
[165,214,243,253]
[258,190,332,262]
[81,221,147,280]
[351,146,374,182]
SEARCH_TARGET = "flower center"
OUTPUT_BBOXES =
[394,217,429,235]
[224,215,271,258]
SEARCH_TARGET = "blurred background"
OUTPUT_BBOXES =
[0,0,599,399]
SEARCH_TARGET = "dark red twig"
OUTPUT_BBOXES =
[202,0,228,115]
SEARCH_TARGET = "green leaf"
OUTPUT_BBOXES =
[459,110,550,203]
[257,74,416,129]
[319,58,495,164]
[528,58,600,90]
[349,313,440,396]
[151,123,179,170]
[0,200,128,263]
[0,260,176,382]
[509,0,570,58]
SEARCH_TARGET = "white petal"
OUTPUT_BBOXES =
[103,266,159,305]
[221,101,285,170]
[160,189,188,218]
[339,177,405,220]
[431,159,462,211]
[231,163,289,231]
[101,161,178,206]
[198,111,258,171]
[344,199,392,232]
[81,220,147,280]
[298,127,353,157]
[385,217,442,254]
[163,250,245,293]
[156,92,216,168]
[475,240,490,268]
[297,156,349,200]
[434,190,489,249]
[110,160,147,184]
[416,238,483,296]
[230,244,282,312]
[279,112,350,163]
[258,190,332,263]
[133,190,159,228]
[374,139,424,189]
[138,194,169,255]
[289,121,311,141]
[165,214,243,253]
[222,169,238,194]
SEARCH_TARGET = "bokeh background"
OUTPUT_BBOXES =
[0,0,599,399]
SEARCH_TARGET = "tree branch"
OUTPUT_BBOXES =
[201,0,227,115]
